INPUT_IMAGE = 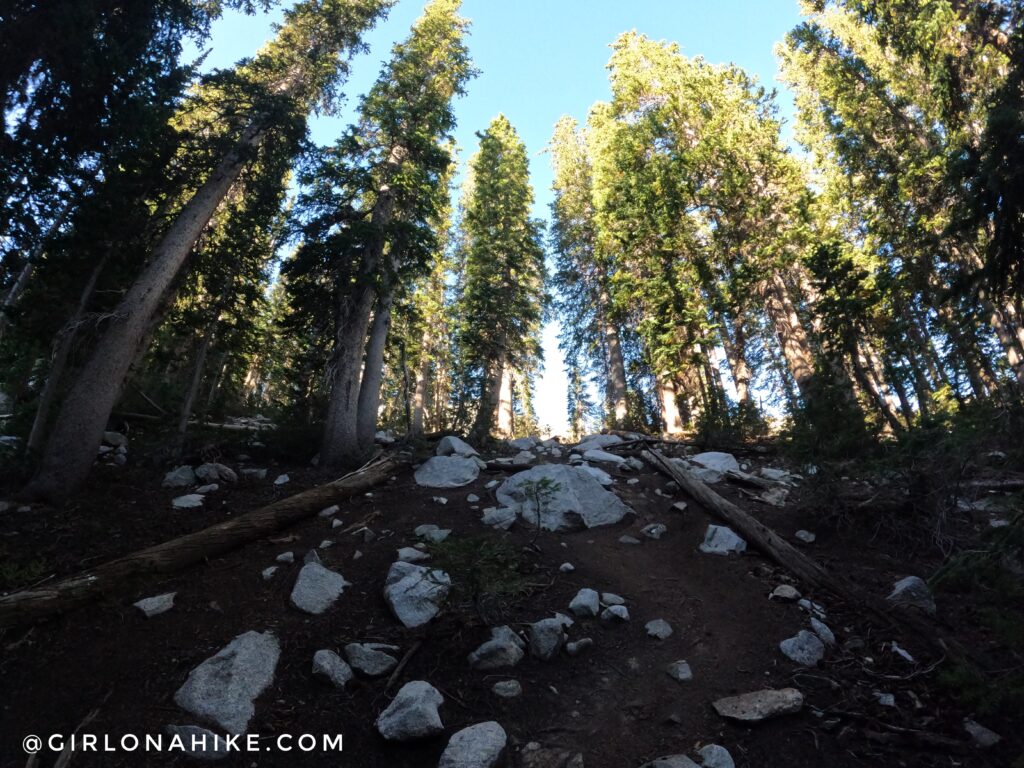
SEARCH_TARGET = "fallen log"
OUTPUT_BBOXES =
[641,448,960,657]
[0,454,403,629]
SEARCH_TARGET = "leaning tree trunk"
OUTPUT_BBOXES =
[22,121,267,502]
[26,256,108,453]
[355,292,394,456]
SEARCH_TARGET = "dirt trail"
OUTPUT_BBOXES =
[0,446,1006,767]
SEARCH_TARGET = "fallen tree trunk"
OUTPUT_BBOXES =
[641,448,960,657]
[0,455,403,629]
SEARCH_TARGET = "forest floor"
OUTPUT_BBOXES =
[0,432,1020,768]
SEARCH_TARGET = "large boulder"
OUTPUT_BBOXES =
[496,464,633,531]
[289,563,350,615]
[375,681,444,741]
[383,561,451,628]
[437,435,478,458]
[507,436,539,451]
[438,721,507,768]
[174,631,280,734]
[690,451,740,473]
[575,434,623,452]
[414,456,480,488]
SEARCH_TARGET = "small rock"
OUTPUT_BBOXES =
[414,523,451,543]
[600,592,624,606]
[289,563,350,615]
[274,474,290,486]
[331,518,344,529]
[641,523,667,540]
[627,478,640,485]
[345,643,399,676]
[794,530,816,544]
[397,546,431,563]
[666,660,693,682]
[811,617,836,646]
[697,745,734,768]
[963,718,1001,748]
[163,465,196,488]
[433,496,449,505]
[103,430,128,447]
[874,692,895,707]
[529,618,567,660]
[485,480,499,489]
[565,638,593,657]
[134,592,176,618]
[890,640,914,663]
[887,575,936,615]
[276,551,294,564]
[437,436,478,458]
[172,493,204,509]
[319,539,335,549]
[569,588,600,618]
[303,549,321,565]
[319,505,340,518]
[798,598,826,618]
[481,507,517,530]
[261,566,277,581]
[559,562,575,573]
[384,561,451,628]
[645,619,672,639]
[491,680,522,698]
[174,631,280,734]
[770,585,801,602]
[375,681,444,741]
[438,721,507,768]
[671,501,687,513]
[312,650,353,688]
[699,525,746,555]
[194,483,219,494]
[195,463,237,483]
[779,630,825,666]
[468,626,525,670]
[601,605,630,622]
[712,688,804,722]
[582,449,625,465]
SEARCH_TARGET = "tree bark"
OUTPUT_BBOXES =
[22,121,267,502]
[173,328,214,458]
[26,257,107,453]
[600,288,628,426]
[497,368,514,438]
[0,456,402,628]
[470,340,506,444]
[720,313,753,408]
[658,375,685,436]
[762,272,817,404]
[355,292,393,455]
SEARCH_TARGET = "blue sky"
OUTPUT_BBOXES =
[186,0,804,435]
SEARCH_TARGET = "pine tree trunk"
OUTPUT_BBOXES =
[762,272,817,404]
[355,293,393,455]
[852,343,905,432]
[497,368,514,438]
[658,375,685,435]
[720,314,752,408]
[173,330,214,458]
[409,329,431,438]
[22,121,267,501]
[26,257,107,453]
[599,288,628,426]
[470,341,506,444]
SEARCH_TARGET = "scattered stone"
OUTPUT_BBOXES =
[712,688,804,722]
[513,450,537,463]
[671,501,688,513]
[273,474,290,486]
[384,561,451,628]
[760,467,793,483]
[275,551,294,564]
[496,464,633,531]
[779,630,825,666]
[375,681,444,741]
[174,631,280,734]
[601,605,630,622]
[345,643,399,676]
[438,721,507,768]
[666,660,693,682]
[194,483,219,495]
[618,534,642,545]
[397,546,431,563]
[565,638,593,657]
[163,466,196,488]
[626,478,640,485]
[558,562,575,573]
[645,619,672,639]
[600,592,625,606]
[811,617,836,646]
[481,507,517,530]
[798,598,826,618]
[195,463,237,483]
[467,493,480,503]
[331,518,344,529]
[582,449,625,465]
[134,592,176,618]
[697,745,735,768]
[794,530,816,544]
[353,550,362,560]
[163,725,229,761]
[437,435,479,458]
[319,505,340,518]
[887,575,936,615]
[319,539,335,549]
[569,588,600,618]
[433,496,449,505]
[699,525,747,555]
[172,494,204,509]
[691,451,740,474]
[414,524,451,543]
[261,566,277,581]
[312,650,353,688]
[485,480,499,489]
[414,456,480,488]
[770,585,801,602]
[873,692,895,707]
[575,434,623,452]
[303,549,321,565]
[641,523,667,540]
[890,640,914,663]
[468,626,526,670]
[289,563,350,615]
[491,680,522,698]
[759,486,790,506]
[963,718,1001,748]
[529,618,567,660]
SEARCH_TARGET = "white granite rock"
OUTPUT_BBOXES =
[375,681,444,741]
[699,525,747,555]
[163,466,196,488]
[666,660,693,682]
[712,688,804,722]
[289,563,350,615]
[345,643,399,676]
[134,592,176,618]
[529,618,567,660]
[779,630,825,666]
[384,561,451,628]
[887,575,936,615]
[645,619,673,639]
[415,456,480,488]
[172,494,204,509]
[312,650,353,688]
[568,588,600,618]
[438,721,507,768]
[437,436,479,458]
[496,464,633,531]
